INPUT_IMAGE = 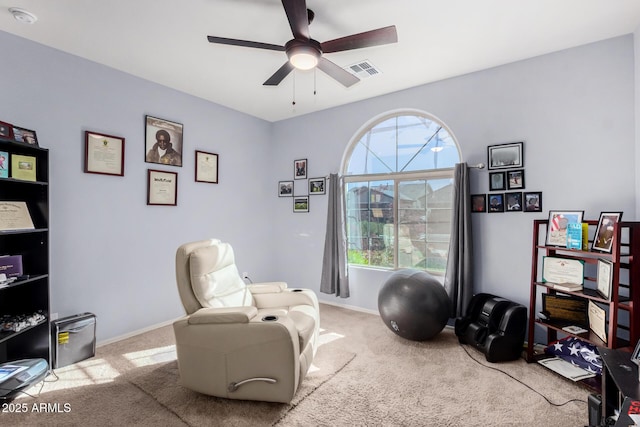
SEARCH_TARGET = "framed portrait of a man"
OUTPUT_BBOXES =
[145,115,183,167]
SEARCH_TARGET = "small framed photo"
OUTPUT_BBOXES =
[84,131,125,176]
[488,142,523,170]
[147,169,178,206]
[505,192,523,212]
[524,192,542,212]
[488,194,504,212]
[12,126,38,146]
[294,158,307,179]
[0,121,14,139]
[471,194,486,213]
[489,172,506,191]
[596,258,614,300]
[145,115,183,166]
[293,196,309,213]
[309,177,326,195]
[195,150,218,184]
[278,180,293,197]
[506,169,525,190]
[545,210,584,247]
[591,212,623,253]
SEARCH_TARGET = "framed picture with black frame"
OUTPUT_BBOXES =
[487,142,523,170]
[489,171,506,191]
[487,194,504,212]
[591,212,623,253]
[523,192,542,212]
[505,192,523,212]
[471,194,486,213]
[506,169,525,190]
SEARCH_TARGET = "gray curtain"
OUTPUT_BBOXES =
[443,163,473,318]
[320,173,350,297]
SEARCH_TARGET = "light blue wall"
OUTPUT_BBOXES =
[0,31,275,342]
[0,30,636,342]
[271,35,636,314]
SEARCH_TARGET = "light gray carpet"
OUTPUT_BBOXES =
[2,304,589,426]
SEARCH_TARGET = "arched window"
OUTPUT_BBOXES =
[342,110,461,275]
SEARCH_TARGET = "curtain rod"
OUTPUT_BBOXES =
[468,163,485,169]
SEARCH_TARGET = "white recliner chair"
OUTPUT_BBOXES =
[173,239,320,403]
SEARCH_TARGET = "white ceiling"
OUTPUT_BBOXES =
[1,0,640,122]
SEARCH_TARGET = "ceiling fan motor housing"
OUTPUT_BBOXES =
[285,39,322,70]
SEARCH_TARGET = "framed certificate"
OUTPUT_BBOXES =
[596,259,614,300]
[0,201,35,231]
[147,169,178,206]
[542,257,584,285]
[195,150,218,184]
[84,131,125,176]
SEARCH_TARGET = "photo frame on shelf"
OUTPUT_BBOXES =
[506,169,525,190]
[487,142,523,170]
[523,192,542,212]
[591,212,623,253]
[505,192,523,212]
[10,154,36,182]
[147,169,178,206]
[294,158,307,180]
[145,115,183,167]
[489,171,506,191]
[545,210,584,247]
[0,121,14,139]
[309,177,326,195]
[278,180,293,197]
[195,150,218,184]
[12,126,38,146]
[596,258,614,300]
[0,150,8,179]
[293,196,309,213]
[487,194,504,212]
[84,131,125,176]
[471,194,486,213]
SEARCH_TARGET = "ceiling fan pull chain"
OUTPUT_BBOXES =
[292,70,296,106]
[314,68,317,96]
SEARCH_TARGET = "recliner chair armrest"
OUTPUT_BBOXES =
[188,306,258,324]
[253,288,318,309]
[248,282,288,294]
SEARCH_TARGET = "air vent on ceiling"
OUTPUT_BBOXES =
[344,60,381,79]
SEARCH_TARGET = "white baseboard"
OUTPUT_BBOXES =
[319,300,379,316]
[97,317,181,347]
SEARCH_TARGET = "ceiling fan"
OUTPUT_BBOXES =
[206,0,398,87]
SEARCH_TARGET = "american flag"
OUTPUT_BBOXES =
[550,214,563,232]
[545,336,602,375]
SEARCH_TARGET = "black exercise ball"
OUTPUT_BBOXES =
[378,269,451,341]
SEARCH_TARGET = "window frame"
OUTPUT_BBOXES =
[341,109,461,273]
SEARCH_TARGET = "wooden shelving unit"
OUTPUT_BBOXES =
[0,136,50,363]
[526,219,640,362]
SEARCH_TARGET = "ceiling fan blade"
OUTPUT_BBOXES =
[281,0,310,40]
[320,25,398,53]
[317,57,360,88]
[207,35,285,52]
[263,61,295,86]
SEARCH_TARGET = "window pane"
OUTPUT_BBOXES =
[345,181,394,268]
[344,112,460,273]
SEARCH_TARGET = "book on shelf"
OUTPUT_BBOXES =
[566,223,582,249]
[0,255,23,277]
[562,325,588,334]
[10,154,36,182]
[552,282,583,292]
[0,150,7,179]
[538,356,596,381]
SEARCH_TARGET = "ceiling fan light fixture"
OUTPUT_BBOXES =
[287,45,320,70]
